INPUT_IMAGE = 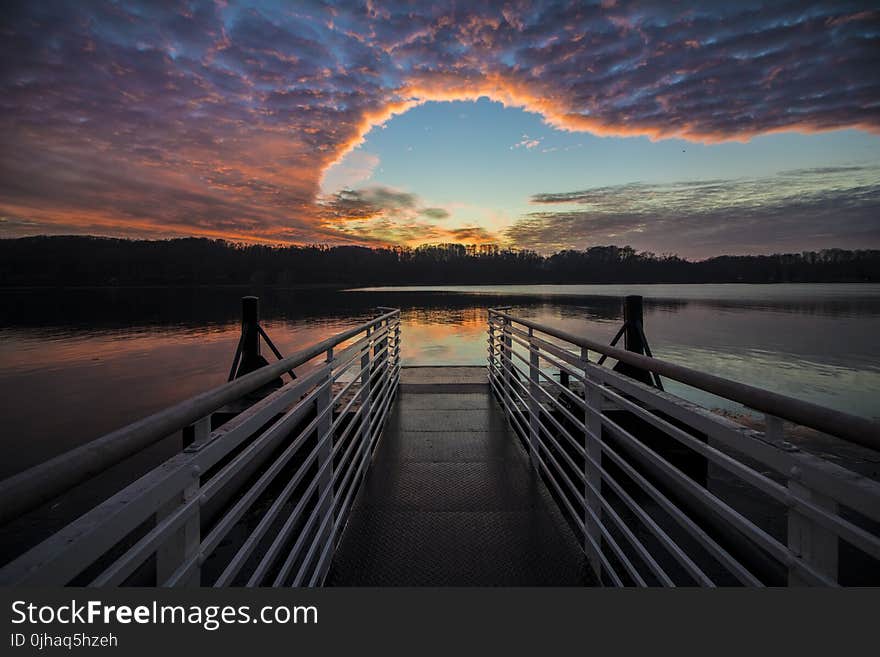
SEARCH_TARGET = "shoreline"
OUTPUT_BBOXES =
[2,281,879,292]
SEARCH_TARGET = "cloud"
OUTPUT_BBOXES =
[319,186,448,223]
[0,216,38,229]
[0,1,878,246]
[421,207,451,220]
[321,150,381,194]
[506,165,880,258]
[321,186,420,219]
[318,186,495,245]
[448,226,497,242]
[511,134,542,149]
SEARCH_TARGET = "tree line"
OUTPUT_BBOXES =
[1,236,878,286]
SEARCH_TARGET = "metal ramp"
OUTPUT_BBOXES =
[327,367,592,586]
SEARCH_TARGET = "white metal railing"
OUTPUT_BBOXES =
[0,308,401,586]
[487,307,880,587]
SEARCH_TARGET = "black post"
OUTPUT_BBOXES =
[242,296,260,359]
[623,295,646,354]
[235,296,271,378]
[217,297,283,442]
[613,295,653,385]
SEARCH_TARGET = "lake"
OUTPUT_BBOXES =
[1,283,879,482]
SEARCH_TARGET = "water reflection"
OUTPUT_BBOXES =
[399,306,488,364]
[1,284,878,479]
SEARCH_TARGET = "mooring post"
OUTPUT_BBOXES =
[612,295,653,386]
[623,295,646,354]
[237,296,262,375]
[230,296,286,393]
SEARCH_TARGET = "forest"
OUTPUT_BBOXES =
[2,236,879,286]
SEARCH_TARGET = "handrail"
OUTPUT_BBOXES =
[488,308,880,451]
[0,308,400,526]
[487,307,880,586]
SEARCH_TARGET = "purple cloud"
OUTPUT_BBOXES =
[0,1,877,245]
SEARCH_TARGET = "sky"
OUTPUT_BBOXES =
[1,1,878,258]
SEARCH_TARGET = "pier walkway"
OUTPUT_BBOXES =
[1,299,879,587]
[327,367,591,585]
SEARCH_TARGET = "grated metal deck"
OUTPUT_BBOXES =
[326,367,593,586]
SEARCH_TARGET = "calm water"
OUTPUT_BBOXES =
[1,283,879,480]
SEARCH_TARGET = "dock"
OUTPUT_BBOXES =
[327,367,591,585]
[1,297,879,587]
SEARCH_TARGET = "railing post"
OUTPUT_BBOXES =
[316,348,334,582]
[560,370,570,390]
[375,319,389,451]
[156,415,207,586]
[488,313,496,372]
[360,326,373,467]
[528,328,540,470]
[372,316,388,383]
[770,415,840,585]
[502,316,513,418]
[582,347,603,581]
[392,315,401,376]
[378,318,388,373]
[181,413,212,450]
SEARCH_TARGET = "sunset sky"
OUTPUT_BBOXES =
[1,1,878,258]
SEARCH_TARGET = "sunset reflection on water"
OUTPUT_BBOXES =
[398,306,489,364]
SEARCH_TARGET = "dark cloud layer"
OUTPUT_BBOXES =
[507,165,880,258]
[320,186,449,221]
[1,1,878,246]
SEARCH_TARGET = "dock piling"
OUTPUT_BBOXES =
[227,296,289,390]
[623,295,646,354]
[236,296,269,377]
[612,295,654,386]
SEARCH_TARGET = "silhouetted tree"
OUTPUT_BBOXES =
[1,236,878,287]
